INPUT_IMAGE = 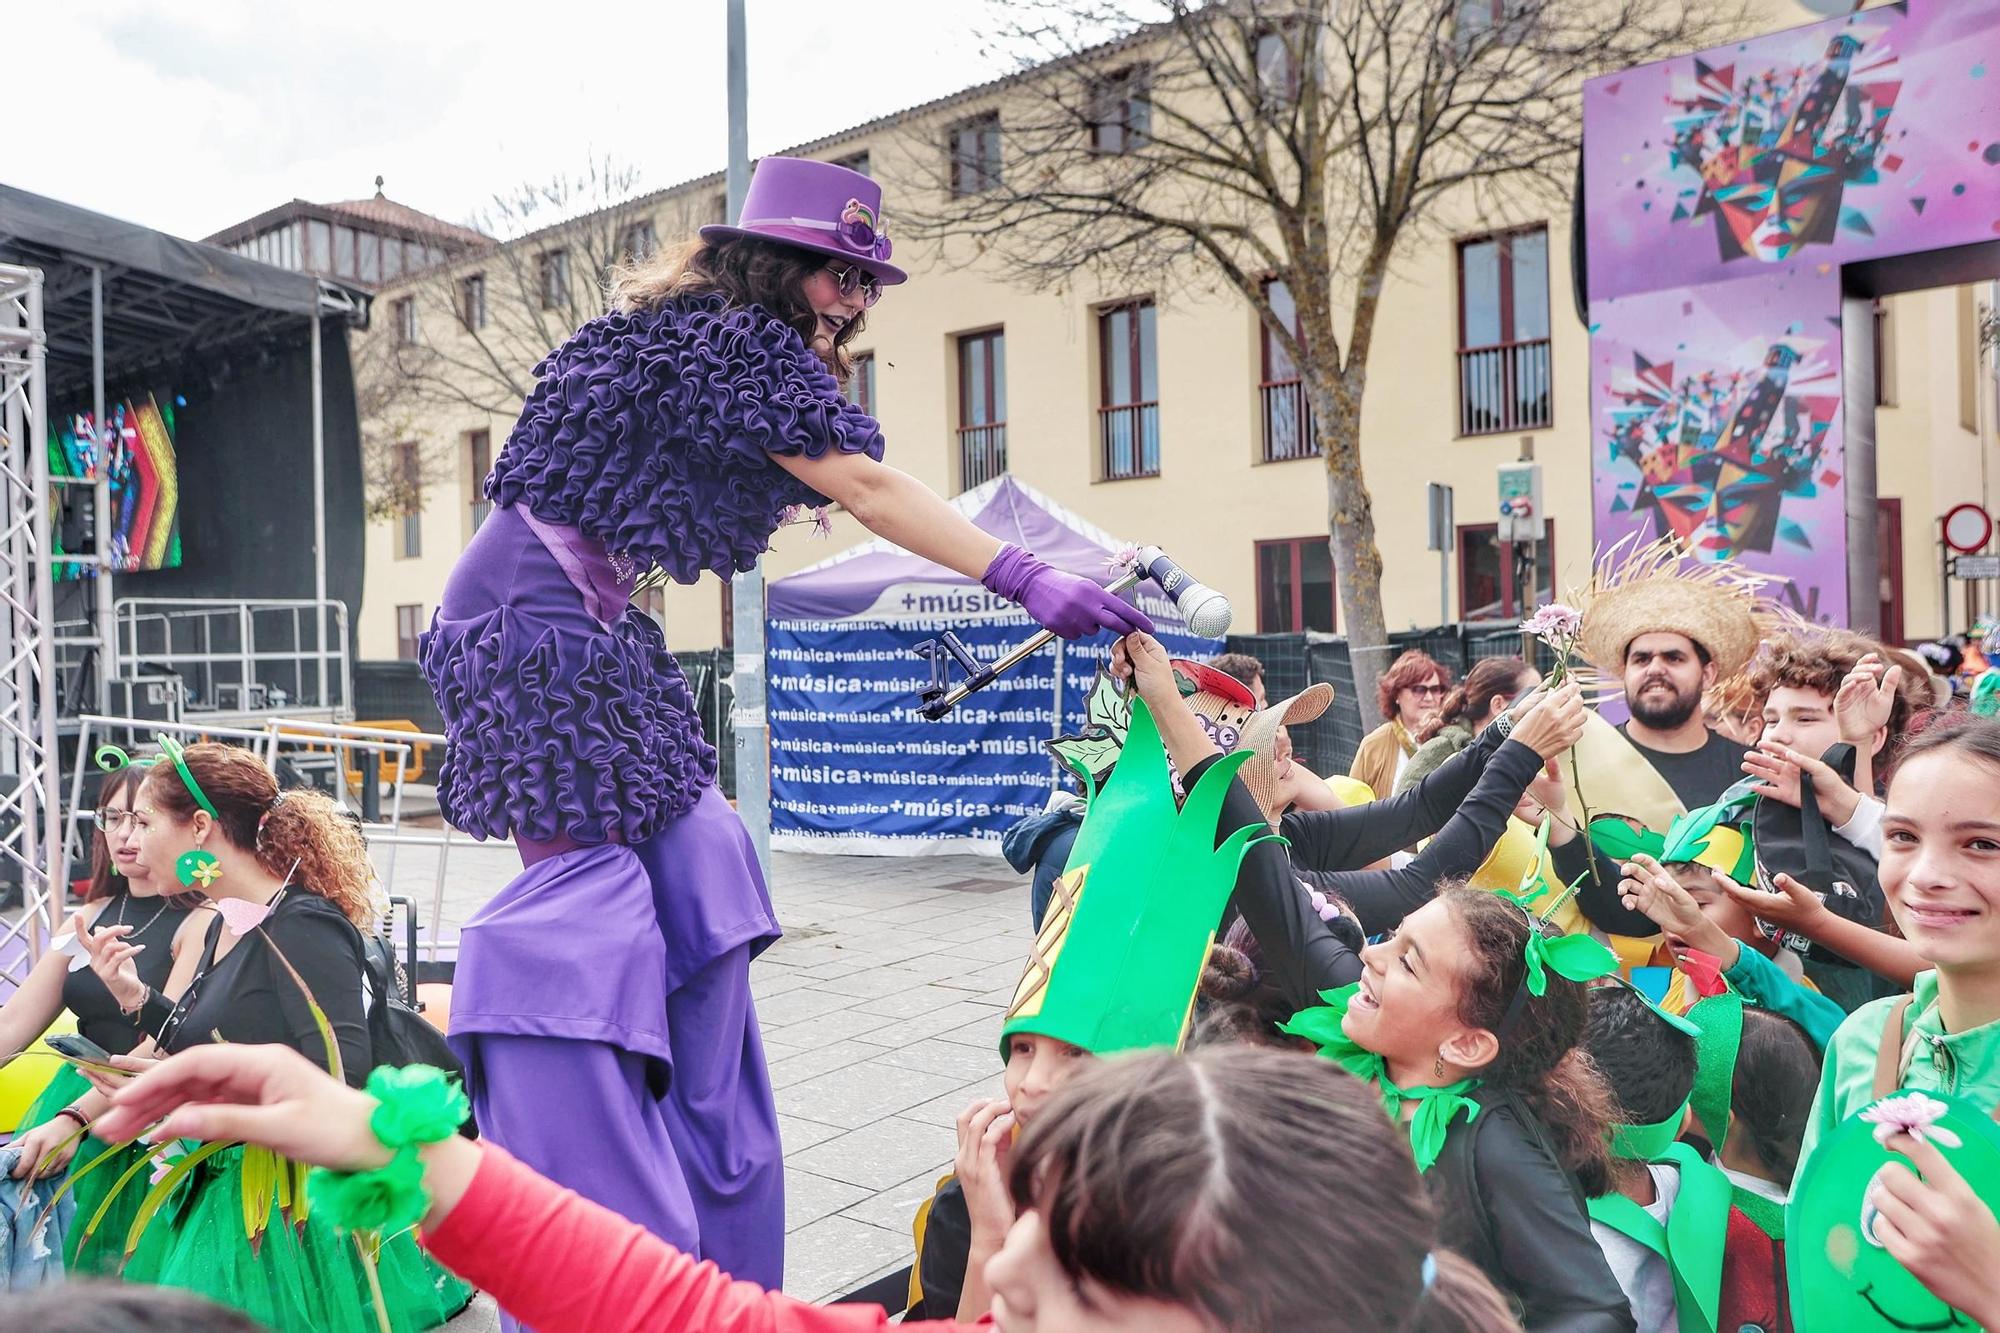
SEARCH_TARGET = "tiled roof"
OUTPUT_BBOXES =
[323,194,492,247]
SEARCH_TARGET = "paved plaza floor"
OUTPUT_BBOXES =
[396,837,1032,1327]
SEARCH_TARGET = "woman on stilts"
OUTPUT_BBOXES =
[420,157,1150,1306]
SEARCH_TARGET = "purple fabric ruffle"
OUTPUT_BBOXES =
[421,506,719,843]
[486,294,885,584]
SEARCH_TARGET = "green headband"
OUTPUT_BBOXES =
[1498,823,1620,999]
[1611,1099,1689,1161]
[107,735,220,820]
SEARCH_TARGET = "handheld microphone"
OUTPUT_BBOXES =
[1136,545,1233,637]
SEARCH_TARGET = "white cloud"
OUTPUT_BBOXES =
[10,0,1006,240]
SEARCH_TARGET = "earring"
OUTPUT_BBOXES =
[177,847,222,889]
[1433,1053,1446,1079]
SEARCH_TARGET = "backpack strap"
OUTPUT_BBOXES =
[1871,997,1915,1101]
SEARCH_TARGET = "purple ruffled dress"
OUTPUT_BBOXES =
[420,295,884,1307]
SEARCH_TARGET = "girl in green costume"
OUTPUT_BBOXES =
[1280,888,1634,1332]
[1794,714,2000,1322]
[66,742,468,1331]
[3,760,213,1274]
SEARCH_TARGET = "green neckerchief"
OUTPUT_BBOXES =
[1279,984,1482,1173]
[1586,1142,1733,1333]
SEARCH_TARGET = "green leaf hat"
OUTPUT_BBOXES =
[1004,696,1268,1058]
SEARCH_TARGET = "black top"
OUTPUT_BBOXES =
[1617,724,1748,810]
[907,1176,971,1321]
[157,891,371,1087]
[1433,1088,1637,1333]
[64,891,198,1056]
[1291,737,1547,936]
[1549,725,1753,937]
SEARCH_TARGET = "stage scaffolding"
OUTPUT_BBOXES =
[0,264,66,978]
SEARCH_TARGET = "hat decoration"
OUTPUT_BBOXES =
[1573,532,1777,683]
[1790,1091,2000,1332]
[1005,697,1271,1059]
[699,156,908,283]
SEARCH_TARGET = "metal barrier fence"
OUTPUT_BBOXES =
[1222,623,1556,778]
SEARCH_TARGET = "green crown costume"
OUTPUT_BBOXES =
[1004,696,1267,1057]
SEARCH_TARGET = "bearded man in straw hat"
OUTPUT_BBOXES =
[1527,538,1771,939]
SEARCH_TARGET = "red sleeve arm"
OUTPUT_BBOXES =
[422,1143,974,1333]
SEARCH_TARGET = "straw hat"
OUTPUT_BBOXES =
[1176,660,1335,820]
[1574,534,1770,681]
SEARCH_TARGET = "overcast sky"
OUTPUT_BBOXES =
[11,0,1017,241]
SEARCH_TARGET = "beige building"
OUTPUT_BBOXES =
[353,0,1997,665]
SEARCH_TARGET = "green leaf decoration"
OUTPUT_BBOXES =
[1541,931,1621,984]
[124,1139,230,1258]
[1046,670,1134,783]
[258,929,344,1085]
[78,1141,174,1247]
[26,1123,139,1243]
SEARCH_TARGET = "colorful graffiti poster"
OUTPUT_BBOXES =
[1584,0,2000,302]
[1589,267,1847,624]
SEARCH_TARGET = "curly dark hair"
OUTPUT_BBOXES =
[1585,985,1697,1125]
[609,234,867,380]
[1442,888,1617,1199]
[1377,650,1453,724]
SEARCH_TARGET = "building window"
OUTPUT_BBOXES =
[1255,27,1302,107]
[460,274,487,330]
[359,232,382,285]
[467,429,492,534]
[1457,520,1555,620]
[1092,67,1152,153]
[539,249,570,309]
[395,604,424,661]
[832,150,871,177]
[1255,537,1336,633]
[1455,0,1530,42]
[307,219,331,271]
[950,113,1004,196]
[1098,300,1160,480]
[720,579,735,650]
[843,353,876,416]
[394,443,422,560]
[1259,279,1315,462]
[392,297,417,346]
[333,225,357,279]
[958,330,1008,491]
[381,236,404,282]
[619,220,658,262]
[1456,225,1551,436]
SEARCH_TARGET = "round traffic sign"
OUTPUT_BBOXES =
[1944,503,1994,554]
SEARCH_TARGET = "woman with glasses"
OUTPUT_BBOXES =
[1,758,213,1272]
[1350,650,1457,800]
[419,155,1151,1301]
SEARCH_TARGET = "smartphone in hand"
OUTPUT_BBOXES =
[45,1032,114,1067]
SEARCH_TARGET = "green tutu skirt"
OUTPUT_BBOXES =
[16,1063,147,1275]
[119,1144,471,1332]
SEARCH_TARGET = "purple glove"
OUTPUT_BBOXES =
[981,543,1156,640]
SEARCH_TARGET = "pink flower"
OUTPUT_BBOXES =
[1519,603,1583,641]
[1105,546,1140,574]
[216,898,274,937]
[1859,1091,1963,1149]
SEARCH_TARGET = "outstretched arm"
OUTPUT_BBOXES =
[775,452,1148,640]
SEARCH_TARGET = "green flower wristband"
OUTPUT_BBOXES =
[306,1065,470,1235]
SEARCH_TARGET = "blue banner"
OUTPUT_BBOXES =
[768,612,1219,855]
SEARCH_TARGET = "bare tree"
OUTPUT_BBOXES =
[358,157,722,514]
[900,0,1748,713]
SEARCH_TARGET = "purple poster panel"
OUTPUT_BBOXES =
[1590,267,1847,624]
[1585,0,2000,302]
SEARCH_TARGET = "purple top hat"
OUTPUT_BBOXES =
[699,156,908,285]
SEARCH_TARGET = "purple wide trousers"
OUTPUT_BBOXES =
[425,507,785,1319]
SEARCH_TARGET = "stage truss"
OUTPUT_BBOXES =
[0,264,66,982]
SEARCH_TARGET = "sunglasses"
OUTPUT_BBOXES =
[823,262,883,308]
[1406,684,1447,699]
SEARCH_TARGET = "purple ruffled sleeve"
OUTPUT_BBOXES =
[487,296,884,585]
